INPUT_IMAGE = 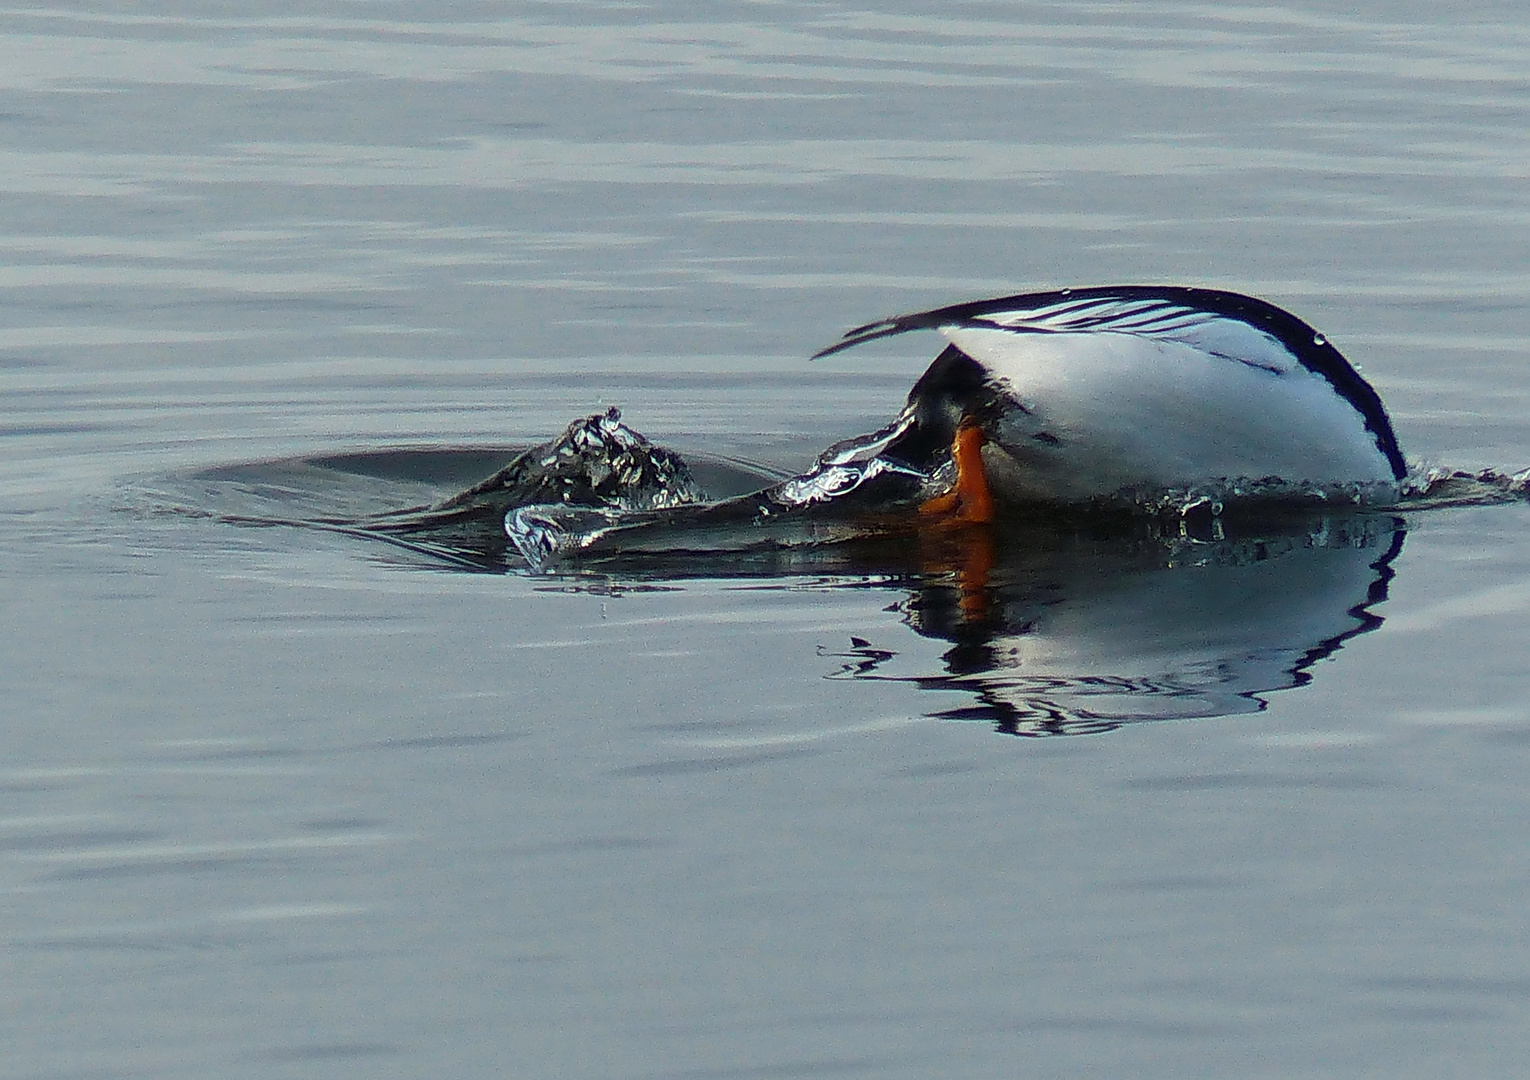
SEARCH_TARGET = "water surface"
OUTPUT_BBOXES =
[5,3,1530,1077]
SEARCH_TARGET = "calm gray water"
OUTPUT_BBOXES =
[6,3,1530,1077]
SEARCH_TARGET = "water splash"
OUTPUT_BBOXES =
[1093,476,1402,523]
[508,504,628,571]
[437,406,703,518]
[1398,464,1530,509]
[485,409,1530,571]
[769,408,933,507]
[1106,465,1530,519]
[504,408,936,570]
[292,405,1530,572]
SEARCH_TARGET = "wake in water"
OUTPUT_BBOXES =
[347,406,1528,573]
[1397,464,1530,508]
[136,402,1530,581]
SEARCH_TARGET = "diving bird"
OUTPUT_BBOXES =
[811,286,1406,521]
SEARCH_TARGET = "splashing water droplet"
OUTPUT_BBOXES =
[507,505,624,570]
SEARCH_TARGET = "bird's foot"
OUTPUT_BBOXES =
[915,422,997,622]
[919,422,995,525]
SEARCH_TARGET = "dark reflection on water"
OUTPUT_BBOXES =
[142,442,1405,736]
[815,515,1403,735]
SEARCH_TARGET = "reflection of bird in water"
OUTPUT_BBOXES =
[813,286,1408,523]
[823,516,1406,737]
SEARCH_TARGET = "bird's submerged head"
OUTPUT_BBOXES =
[880,344,1013,472]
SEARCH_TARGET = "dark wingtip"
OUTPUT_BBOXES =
[807,316,916,360]
[808,338,860,361]
[807,339,852,361]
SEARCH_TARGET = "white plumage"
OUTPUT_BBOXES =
[814,286,1405,506]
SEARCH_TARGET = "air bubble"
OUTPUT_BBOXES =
[1313,333,1327,346]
